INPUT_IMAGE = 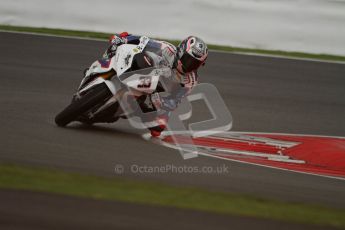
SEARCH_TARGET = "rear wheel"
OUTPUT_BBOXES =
[55,83,113,127]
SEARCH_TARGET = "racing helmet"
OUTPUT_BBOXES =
[176,36,208,73]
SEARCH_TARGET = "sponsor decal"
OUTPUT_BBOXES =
[124,54,132,66]
[137,76,152,88]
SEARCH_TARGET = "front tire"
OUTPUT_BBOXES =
[55,83,113,127]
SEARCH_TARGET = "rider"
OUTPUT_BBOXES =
[102,32,208,137]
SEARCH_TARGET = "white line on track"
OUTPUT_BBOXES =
[1,30,344,65]
[213,49,345,65]
[0,29,106,42]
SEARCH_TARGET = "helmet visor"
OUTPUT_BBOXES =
[180,52,203,72]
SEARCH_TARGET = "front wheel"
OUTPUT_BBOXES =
[55,83,113,127]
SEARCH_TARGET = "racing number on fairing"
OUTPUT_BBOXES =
[137,76,151,88]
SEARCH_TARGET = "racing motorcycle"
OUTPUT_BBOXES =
[55,36,173,127]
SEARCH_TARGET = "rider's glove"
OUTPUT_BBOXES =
[103,32,128,59]
[109,32,128,43]
[109,36,125,48]
[108,36,125,52]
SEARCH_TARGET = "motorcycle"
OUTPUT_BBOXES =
[55,36,174,127]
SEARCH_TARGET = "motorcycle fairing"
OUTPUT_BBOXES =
[84,36,150,78]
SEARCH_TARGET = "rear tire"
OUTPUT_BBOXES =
[55,83,113,127]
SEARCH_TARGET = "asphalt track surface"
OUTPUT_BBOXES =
[0,32,345,229]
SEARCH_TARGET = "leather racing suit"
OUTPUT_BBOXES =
[103,32,199,136]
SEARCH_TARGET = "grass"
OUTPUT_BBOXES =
[0,164,344,228]
[1,24,345,62]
